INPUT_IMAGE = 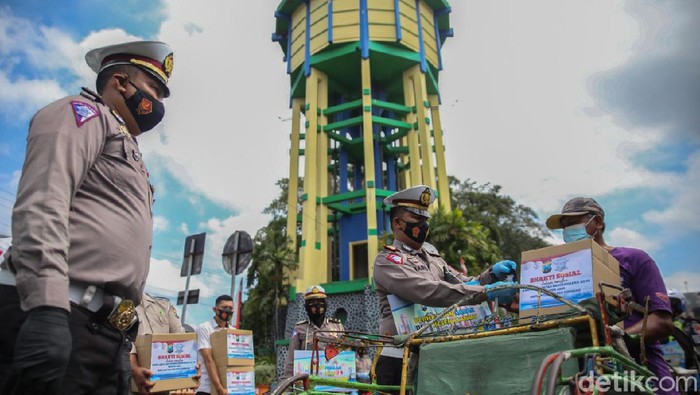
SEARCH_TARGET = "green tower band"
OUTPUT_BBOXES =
[273,0,453,292]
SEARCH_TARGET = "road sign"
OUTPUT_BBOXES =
[181,232,206,277]
[177,289,200,305]
[222,231,253,275]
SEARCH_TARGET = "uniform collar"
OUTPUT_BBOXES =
[211,317,230,329]
[308,317,327,330]
[393,239,421,255]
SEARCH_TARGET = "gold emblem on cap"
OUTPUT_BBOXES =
[163,53,173,78]
[130,58,168,82]
[311,286,319,294]
[420,188,431,206]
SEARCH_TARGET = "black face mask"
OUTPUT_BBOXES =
[400,218,430,244]
[123,80,165,133]
[305,299,327,320]
[216,308,233,322]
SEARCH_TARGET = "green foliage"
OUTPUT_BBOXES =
[427,206,501,274]
[448,176,551,261]
[241,179,298,353]
[253,355,277,385]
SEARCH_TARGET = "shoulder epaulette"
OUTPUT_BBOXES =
[423,242,441,257]
[79,87,104,104]
[384,245,398,251]
[295,319,309,325]
[328,317,341,324]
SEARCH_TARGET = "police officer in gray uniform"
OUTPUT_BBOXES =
[0,40,174,395]
[373,185,518,388]
[130,293,190,394]
[283,285,345,378]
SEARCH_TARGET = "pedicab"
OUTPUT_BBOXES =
[271,283,683,395]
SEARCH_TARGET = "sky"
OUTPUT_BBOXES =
[0,0,698,326]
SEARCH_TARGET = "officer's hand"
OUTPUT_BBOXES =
[491,260,517,280]
[7,306,72,392]
[216,383,228,395]
[485,281,518,305]
[131,366,155,394]
[193,362,202,386]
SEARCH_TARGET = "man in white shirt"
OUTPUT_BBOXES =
[195,295,234,395]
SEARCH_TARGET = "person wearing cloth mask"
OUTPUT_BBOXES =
[0,41,173,395]
[283,285,344,378]
[373,185,518,389]
[196,295,235,395]
[546,197,676,395]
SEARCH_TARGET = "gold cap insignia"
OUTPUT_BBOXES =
[420,188,431,206]
[163,53,174,78]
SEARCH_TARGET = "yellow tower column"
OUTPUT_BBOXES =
[286,98,304,249]
[408,65,437,191]
[298,68,328,289]
[403,68,422,186]
[361,58,378,281]
[429,95,450,211]
[316,72,330,282]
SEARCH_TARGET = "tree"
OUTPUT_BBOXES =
[240,179,298,352]
[427,206,501,274]
[448,176,551,261]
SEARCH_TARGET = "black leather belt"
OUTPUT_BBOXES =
[68,283,137,332]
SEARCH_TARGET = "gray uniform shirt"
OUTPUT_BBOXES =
[373,240,493,338]
[131,293,184,354]
[283,317,344,377]
[10,89,153,312]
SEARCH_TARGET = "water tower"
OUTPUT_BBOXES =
[273,0,453,293]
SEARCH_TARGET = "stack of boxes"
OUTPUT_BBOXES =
[211,329,256,395]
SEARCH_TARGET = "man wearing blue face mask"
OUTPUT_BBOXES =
[373,185,518,389]
[546,197,677,395]
[0,41,173,395]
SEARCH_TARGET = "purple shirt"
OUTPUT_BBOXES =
[611,247,677,395]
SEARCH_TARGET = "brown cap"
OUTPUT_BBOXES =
[545,197,605,229]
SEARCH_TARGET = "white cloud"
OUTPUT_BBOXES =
[153,215,170,232]
[0,71,67,120]
[441,2,662,216]
[643,152,700,233]
[663,271,700,293]
[180,222,189,235]
[129,0,293,222]
[607,227,659,252]
[0,10,140,119]
[146,256,217,298]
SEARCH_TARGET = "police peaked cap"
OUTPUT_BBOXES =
[85,41,173,97]
[384,185,436,218]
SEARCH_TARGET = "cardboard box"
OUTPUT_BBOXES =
[519,239,620,319]
[213,366,256,395]
[293,350,357,392]
[211,329,255,367]
[130,333,198,393]
[388,296,496,335]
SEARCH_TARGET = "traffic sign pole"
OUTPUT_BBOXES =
[181,237,195,324]
[229,232,240,326]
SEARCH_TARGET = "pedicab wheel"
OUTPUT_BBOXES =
[270,373,310,395]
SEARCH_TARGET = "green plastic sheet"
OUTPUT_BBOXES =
[416,327,578,395]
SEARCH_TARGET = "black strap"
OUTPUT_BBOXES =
[91,294,117,325]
